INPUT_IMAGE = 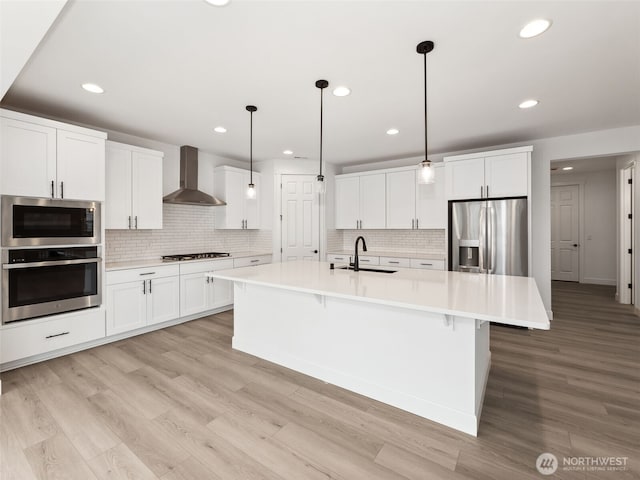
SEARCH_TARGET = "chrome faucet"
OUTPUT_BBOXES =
[353,236,367,272]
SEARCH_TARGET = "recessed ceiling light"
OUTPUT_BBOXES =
[81,83,104,94]
[519,19,552,38]
[518,99,539,109]
[214,126,227,133]
[283,150,293,155]
[332,86,351,97]
[386,128,399,135]
[204,0,230,6]
[562,166,573,171]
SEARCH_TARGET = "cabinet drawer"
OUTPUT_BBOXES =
[233,255,272,268]
[327,254,350,263]
[107,264,179,285]
[355,255,379,266]
[1,308,105,364]
[410,259,445,270]
[379,256,411,268]
[179,259,234,275]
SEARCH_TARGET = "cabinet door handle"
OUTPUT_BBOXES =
[389,261,400,264]
[206,275,210,284]
[486,185,489,198]
[128,216,132,229]
[45,331,69,339]
[412,219,415,229]
[480,185,483,198]
[51,180,55,198]
[60,181,64,199]
[142,280,146,294]
[139,272,155,276]
[360,259,370,263]
[250,259,260,263]
[135,216,138,229]
[421,263,433,266]
[416,218,419,229]
[148,279,152,293]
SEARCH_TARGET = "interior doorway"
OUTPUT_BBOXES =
[551,184,580,282]
[619,164,634,304]
[280,174,320,261]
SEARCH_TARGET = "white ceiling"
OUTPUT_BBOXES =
[551,155,619,174]
[2,0,639,166]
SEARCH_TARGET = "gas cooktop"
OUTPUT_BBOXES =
[162,252,230,262]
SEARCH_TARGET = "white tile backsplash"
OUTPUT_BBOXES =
[105,203,272,262]
[333,229,446,255]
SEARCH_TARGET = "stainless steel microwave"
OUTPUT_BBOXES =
[1,195,101,247]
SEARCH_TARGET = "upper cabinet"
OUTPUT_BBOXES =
[444,146,532,200]
[335,172,386,229]
[214,166,261,229]
[386,164,446,230]
[0,109,106,201]
[105,141,164,230]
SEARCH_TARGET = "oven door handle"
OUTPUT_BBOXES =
[2,258,101,269]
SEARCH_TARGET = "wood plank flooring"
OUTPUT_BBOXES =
[1,282,638,479]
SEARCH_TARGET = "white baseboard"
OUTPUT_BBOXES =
[582,277,616,286]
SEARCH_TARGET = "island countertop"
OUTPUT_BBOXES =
[212,260,550,329]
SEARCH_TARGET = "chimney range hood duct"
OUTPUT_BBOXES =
[163,146,226,206]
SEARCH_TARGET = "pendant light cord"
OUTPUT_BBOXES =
[319,86,324,178]
[423,51,428,163]
[249,110,253,184]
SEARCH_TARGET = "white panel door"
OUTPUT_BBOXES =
[105,145,132,229]
[56,130,105,201]
[106,281,147,335]
[417,164,446,229]
[335,176,360,229]
[386,169,416,229]
[211,278,233,308]
[551,185,580,282]
[132,151,163,229]
[0,117,56,198]
[359,173,386,229]
[147,276,180,325]
[245,171,261,229]
[445,158,485,200]
[180,272,211,317]
[485,153,528,198]
[281,174,319,261]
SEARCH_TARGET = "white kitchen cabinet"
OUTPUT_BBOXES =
[106,141,164,229]
[106,265,180,335]
[214,166,261,229]
[232,254,272,268]
[335,173,385,229]
[1,308,105,364]
[410,258,446,270]
[0,110,106,201]
[385,164,446,230]
[179,259,234,317]
[444,146,532,200]
[386,169,416,229]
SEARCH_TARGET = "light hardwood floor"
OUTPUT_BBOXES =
[1,282,638,479]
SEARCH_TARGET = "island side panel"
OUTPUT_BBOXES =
[232,282,489,436]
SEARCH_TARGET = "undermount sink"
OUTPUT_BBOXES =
[338,266,397,274]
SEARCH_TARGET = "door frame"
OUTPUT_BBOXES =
[618,163,635,304]
[277,173,323,262]
[550,181,585,283]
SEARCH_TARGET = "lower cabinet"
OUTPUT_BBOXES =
[106,264,180,336]
[180,259,234,317]
[1,308,105,364]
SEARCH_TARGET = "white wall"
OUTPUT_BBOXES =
[0,0,67,99]
[552,170,617,285]
[341,125,640,318]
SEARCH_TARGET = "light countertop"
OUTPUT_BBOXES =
[212,261,549,329]
[328,250,446,261]
[105,251,271,271]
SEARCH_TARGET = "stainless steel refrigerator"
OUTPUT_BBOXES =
[449,197,528,276]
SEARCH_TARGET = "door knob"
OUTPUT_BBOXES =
[573,243,579,247]
[312,250,318,254]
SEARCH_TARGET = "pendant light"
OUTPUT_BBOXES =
[417,40,435,185]
[246,105,257,199]
[315,79,328,194]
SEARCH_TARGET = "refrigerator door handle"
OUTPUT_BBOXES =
[487,205,494,274]
[479,205,486,273]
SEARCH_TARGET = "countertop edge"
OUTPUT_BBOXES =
[106,252,272,271]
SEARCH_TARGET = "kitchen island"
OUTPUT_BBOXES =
[212,261,549,436]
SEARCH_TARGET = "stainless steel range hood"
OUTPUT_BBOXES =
[163,146,226,206]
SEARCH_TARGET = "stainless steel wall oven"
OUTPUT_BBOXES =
[2,246,102,324]
[1,195,101,247]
